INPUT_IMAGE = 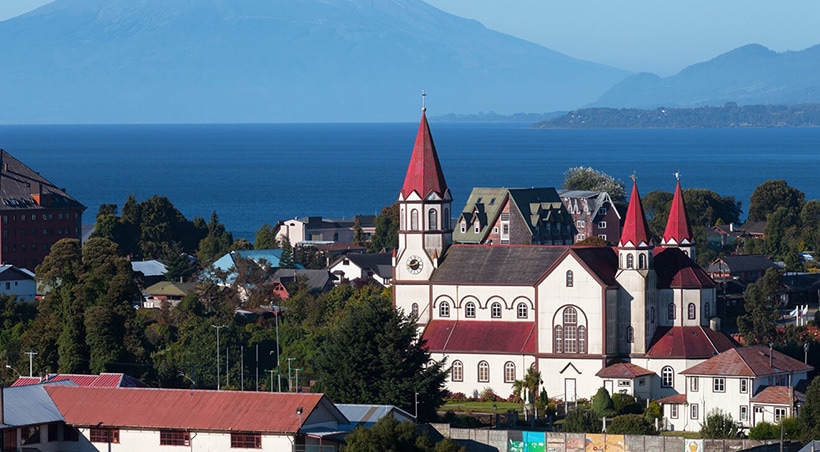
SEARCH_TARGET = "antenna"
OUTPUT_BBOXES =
[421,90,426,112]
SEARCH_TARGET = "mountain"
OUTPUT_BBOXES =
[0,0,628,123]
[593,44,820,108]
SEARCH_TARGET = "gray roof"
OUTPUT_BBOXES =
[339,253,393,279]
[709,254,779,273]
[1,382,71,427]
[335,404,414,430]
[131,259,168,277]
[0,265,34,281]
[432,245,567,284]
[272,269,335,292]
[558,189,621,221]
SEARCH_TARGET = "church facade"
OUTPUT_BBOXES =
[392,110,736,409]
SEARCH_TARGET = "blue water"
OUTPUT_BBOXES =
[0,123,818,240]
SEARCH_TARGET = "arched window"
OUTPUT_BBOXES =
[439,301,450,317]
[411,303,419,317]
[451,360,463,382]
[491,302,502,318]
[639,254,646,269]
[554,325,563,353]
[443,208,449,229]
[478,361,490,382]
[578,325,587,353]
[566,270,574,287]
[410,209,419,230]
[465,301,476,318]
[668,303,676,320]
[504,362,516,383]
[627,254,634,269]
[627,326,634,343]
[517,303,528,319]
[564,307,577,324]
[688,303,696,320]
[555,306,587,355]
[661,366,674,388]
[704,303,711,320]
[460,219,466,233]
[428,209,438,230]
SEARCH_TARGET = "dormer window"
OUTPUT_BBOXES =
[460,220,466,233]
[474,220,480,233]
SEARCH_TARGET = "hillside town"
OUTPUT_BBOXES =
[1,110,820,451]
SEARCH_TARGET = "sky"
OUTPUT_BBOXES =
[3,0,820,76]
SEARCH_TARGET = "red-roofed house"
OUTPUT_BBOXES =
[392,107,736,408]
[11,372,147,388]
[45,386,347,451]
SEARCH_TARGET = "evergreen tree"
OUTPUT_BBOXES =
[254,223,279,250]
[590,387,618,418]
[737,268,782,345]
[352,217,366,246]
[748,179,804,222]
[279,236,296,269]
[799,376,820,442]
[368,203,399,253]
[197,211,234,265]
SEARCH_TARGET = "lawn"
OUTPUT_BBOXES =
[441,401,522,413]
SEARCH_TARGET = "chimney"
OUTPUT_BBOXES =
[729,223,734,232]
[31,181,42,206]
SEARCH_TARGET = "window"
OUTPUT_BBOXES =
[668,303,676,320]
[740,406,748,421]
[577,233,585,241]
[411,303,419,317]
[564,322,577,353]
[90,428,119,444]
[474,221,480,233]
[671,404,679,419]
[555,306,587,354]
[578,326,587,354]
[500,214,510,242]
[504,361,516,383]
[566,270,573,287]
[410,209,419,230]
[690,377,699,392]
[451,360,463,382]
[598,234,607,241]
[626,254,634,268]
[691,403,699,420]
[230,432,261,449]
[48,424,58,442]
[626,326,634,343]
[22,426,40,444]
[465,301,476,318]
[598,221,607,228]
[576,220,585,227]
[517,303,528,319]
[740,379,748,394]
[704,303,711,319]
[713,377,725,392]
[460,220,466,233]
[554,325,563,353]
[428,209,438,230]
[439,301,450,317]
[478,361,489,382]
[160,430,191,446]
[661,366,674,388]
[638,254,646,269]
[491,302,502,318]
[688,303,696,320]
[775,408,786,422]
[600,207,608,215]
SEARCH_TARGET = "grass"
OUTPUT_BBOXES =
[441,401,522,413]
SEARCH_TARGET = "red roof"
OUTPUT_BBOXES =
[749,386,794,405]
[400,111,449,199]
[657,393,686,404]
[662,179,693,246]
[423,320,536,354]
[681,345,814,376]
[46,386,338,433]
[646,326,737,359]
[595,361,654,379]
[618,180,652,248]
[11,373,147,388]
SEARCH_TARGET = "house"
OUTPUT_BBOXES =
[0,149,86,270]
[12,372,147,388]
[211,249,292,283]
[707,254,781,285]
[392,109,736,408]
[740,221,767,240]
[329,253,393,287]
[141,281,195,308]
[453,187,576,246]
[275,216,376,247]
[1,382,78,452]
[0,265,35,301]
[131,259,168,287]
[336,404,415,431]
[660,345,813,432]
[558,189,622,244]
[271,269,336,299]
[45,386,348,451]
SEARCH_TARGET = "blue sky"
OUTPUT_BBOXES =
[4,0,820,76]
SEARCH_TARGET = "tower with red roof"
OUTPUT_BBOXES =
[661,174,696,261]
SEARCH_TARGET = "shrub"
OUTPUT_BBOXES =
[644,400,662,424]
[700,409,741,439]
[612,393,642,415]
[564,409,602,433]
[591,387,618,418]
[446,392,468,403]
[608,414,656,435]
[479,387,498,402]
[748,421,778,440]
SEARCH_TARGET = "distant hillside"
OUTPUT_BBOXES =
[534,104,820,128]
[593,44,820,109]
[431,111,566,123]
[0,0,628,123]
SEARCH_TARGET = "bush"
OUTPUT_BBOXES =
[479,387,499,402]
[612,393,642,415]
[564,409,602,433]
[644,400,662,424]
[591,387,618,418]
[748,421,778,440]
[446,392,468,403]
[700,409,741,439]
[608,414,656,435]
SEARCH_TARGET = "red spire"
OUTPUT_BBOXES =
[400,111,449,199]
[662,178,693,245]
[619,178,652,248]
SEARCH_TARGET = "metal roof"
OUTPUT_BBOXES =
[131,259,168,277]
[2,382,70,427]
[335,404,414,431]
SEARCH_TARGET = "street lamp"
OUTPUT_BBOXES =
[178,371,195,389]
[5,364,21,378]
[212,324,228,390]
[270,301,282,392]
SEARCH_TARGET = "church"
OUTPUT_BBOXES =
[391,109,738,406]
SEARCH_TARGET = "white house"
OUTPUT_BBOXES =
[392,109,736,407]
[0,265,35,301]
[328,253,393,287]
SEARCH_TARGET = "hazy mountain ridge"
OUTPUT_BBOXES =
[0,0,628,123]
[593,44,820,108]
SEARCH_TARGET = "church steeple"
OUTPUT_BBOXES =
[400,109,449,201]
[619,177,652,249]
[661,174,695,260]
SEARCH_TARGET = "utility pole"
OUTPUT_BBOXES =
[212,325,228,390]
[24,351,37,378]
[287,358,296,392]
[295,368,304,393]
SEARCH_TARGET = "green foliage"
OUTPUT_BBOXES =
[511,367,542,405]
[353,217,366,246]
[254,223,279,250]
[344,416,444,452]
[799,376,820,442]
[368,203,399,253]
[737,268,782,345]
[644,400,662,424]
[608,414,655,435]
[642,188,741,244]
[434,438,467,452]
[563,167,626,205]
[699,409,740,439]
[314,287,447,422]
[563,409,602,433]
[748,421,778,440]
[611,393,642,415]
[196,211,234,265]
[279,235,296,269]
[160,243,198,282]
[748,179,804,222]
[591,387,617,418]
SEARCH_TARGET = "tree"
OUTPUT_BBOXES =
[343,416,450,452]
[314,287,447,422]
[279,236,296,269]
[590,387,617,418]
[799,376,820,442]
[607,414,655,435]
[254,223,279,250]
[563,408,602,433]
[737,268,782,345]
[699,409,740,439]
[511,367,542,404]
[197,211,234,264]
[563,166,626,206]
[352,217,366,247]
[748,179,804,222]
[574,236,609,247]
[368,203,399,253]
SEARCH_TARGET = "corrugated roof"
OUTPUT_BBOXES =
[680,345,813,376]
[432,245,567,284]
[335,404,413,430]
[46,387,343,433]
[0,265,35,281]
[423,320,537,354]
[657,393,686,404]
[619,180,652,248]
[400,111,449,200]
[12,373,148,388]
[595,361,654,379]
[2,383,68,427]
[646,326,737,359]
[131,260,168,277]
[654,248,715,289]
[144,281,195,297]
